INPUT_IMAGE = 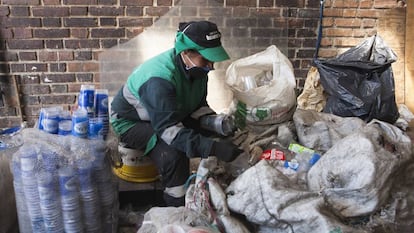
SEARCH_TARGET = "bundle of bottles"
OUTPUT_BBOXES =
[11,129,119,233]
[38,85,109,140]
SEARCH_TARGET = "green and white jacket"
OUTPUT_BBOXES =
[110,48,216,158]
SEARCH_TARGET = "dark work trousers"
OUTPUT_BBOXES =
[120,121,189,207]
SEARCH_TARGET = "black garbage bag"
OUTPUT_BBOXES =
[314,34,399,124]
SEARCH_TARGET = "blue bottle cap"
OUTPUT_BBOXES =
[309,153,321,166]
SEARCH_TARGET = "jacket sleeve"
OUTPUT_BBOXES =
[138,77,215,158]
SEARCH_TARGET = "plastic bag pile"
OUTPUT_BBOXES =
[137,40,413,233]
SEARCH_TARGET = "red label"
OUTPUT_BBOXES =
[260,149,286,160]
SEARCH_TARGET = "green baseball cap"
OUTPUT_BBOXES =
[175,21,230,62]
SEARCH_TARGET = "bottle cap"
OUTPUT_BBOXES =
[309,153,321,166]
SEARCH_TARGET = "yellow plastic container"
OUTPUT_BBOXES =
[113,145,159,183]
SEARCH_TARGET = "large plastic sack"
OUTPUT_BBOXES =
[225,45,297,129]
[293,109,366,153]
[307,120,413,217]
[225,160,369,233]
[137,206,219,233]
[0,126,23,233]
[314,34,399,124]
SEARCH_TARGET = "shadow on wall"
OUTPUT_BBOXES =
[0,28,22,128]
[98,0,289,100]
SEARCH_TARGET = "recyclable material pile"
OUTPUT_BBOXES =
[137,40,414,233]
[137,109,414,233]
[10,128,119,233]
[1,84,120,233]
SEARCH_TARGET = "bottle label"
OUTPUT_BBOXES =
[261,148,285,160]
[72,119,88,138]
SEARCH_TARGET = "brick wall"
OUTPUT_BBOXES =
[0,0,406,128]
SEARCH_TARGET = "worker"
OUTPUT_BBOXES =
[110,20,243,207]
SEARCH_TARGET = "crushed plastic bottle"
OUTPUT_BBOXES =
[286,142,321,172]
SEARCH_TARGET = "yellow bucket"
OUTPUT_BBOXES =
[113,145,159,183]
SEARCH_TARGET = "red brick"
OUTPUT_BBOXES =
[374,0,398,9]
[7,18,41,27]
[259,0,273,7]
[39,51,58,61]
[226,0,256,7]
[64,18,98,27]
[0,51,16,61]
[8,39,43,49]
[70,7,88,15]
[42,73,76,83]
[333,0,358,8]
[343,9,357,18]
[335,18,362,28]
[126,28,144,37]
[98,0,118,4]
[74,51,92,60]
[157,0,172,6]
[76,73,94,82]
[90,28,125,38]
[12,28,33,39]
[0,28,12,39]
[323,8,343,17]
[89,6,123,16]
[320,38,333,46]
[334,37,361,47]
[100,17,117,26]
[322,17,334,27]
[63,0,97,4]
[58,51,74,61]
[67,62,99,72]
[45,40,63,49]
[71,28,89,38]
[362,18,377,28]
[323,28,354,37]
[3,0,40,5]
[126,6,144,16]
[64,39,100,49]
[29,84,51,95]
[19,52,37,61]
[50,63,67,72]
[276,0,305,7]
[43,18,62,27]
[144,6,170,17]
[119,18,153,27]
[43,0,61,5]
[32,7,69,17]
[51,84,68,93]
[40,95,76,105]
[10,6,30,16]
[318,48,338,58]
[357,9,380,18]
[0,6,10,16]
[120,0,153,6]
[232,7,249,17]
[34,29,70,38]
[360,0,373,8]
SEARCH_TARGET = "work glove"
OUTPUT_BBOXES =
[211,141,244,162]
[200,114,236,136]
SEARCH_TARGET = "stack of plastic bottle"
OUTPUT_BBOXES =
[37,84,110,140]
[11,128,118,233]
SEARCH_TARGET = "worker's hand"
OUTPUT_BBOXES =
[211,141,244,162]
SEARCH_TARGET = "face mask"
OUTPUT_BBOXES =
[184,54,213,78]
